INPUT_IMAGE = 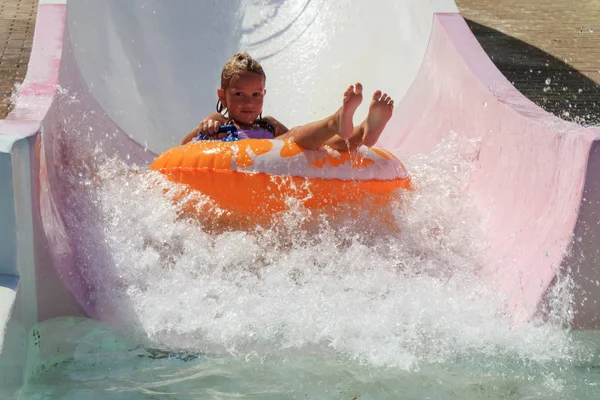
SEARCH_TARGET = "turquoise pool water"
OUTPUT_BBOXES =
[18,318,600,399]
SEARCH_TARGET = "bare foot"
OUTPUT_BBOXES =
[362,90,394,147]
[332,83,363,139]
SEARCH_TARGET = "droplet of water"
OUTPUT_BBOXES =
[545,78,552,85]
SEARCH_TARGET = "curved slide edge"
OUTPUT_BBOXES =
[0,0,85,395]
[379,13,600,328]
[0,0,84,328]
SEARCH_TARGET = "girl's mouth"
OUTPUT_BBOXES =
[240,111,256,119]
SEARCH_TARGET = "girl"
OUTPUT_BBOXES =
[182,53,394,152]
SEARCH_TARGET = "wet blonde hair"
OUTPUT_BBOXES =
[220,52,266,89]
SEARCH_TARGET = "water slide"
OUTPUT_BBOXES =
[2,0,600,374]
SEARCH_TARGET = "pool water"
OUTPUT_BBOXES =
[18,318,600,399]
[19,136,600,399]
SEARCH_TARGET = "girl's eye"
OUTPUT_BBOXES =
[253,92,262,97]
[235,92,243,96]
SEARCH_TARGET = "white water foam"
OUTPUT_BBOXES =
[63,134,576,370]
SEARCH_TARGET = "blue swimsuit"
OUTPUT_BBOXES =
[194,118,276,142]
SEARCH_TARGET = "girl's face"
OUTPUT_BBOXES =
[218,72,266,125]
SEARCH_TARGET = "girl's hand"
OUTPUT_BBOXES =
[197,119,222,135]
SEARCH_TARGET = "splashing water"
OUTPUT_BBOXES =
[24,127,600,399]
[55,133,572,369]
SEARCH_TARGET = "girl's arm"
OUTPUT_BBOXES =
[263,116,289,137]
[181,112,227,144]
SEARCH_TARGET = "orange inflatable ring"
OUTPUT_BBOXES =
[149,138,411,220]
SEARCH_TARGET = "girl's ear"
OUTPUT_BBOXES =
[217,88,226,106]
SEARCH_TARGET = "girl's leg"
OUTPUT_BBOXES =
[323,122,366,152]
[277,84,363,150]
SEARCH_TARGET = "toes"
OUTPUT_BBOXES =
[374,92,394,106]
[345,83,364,98]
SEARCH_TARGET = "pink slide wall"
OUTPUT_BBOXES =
[379,15,600,328]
